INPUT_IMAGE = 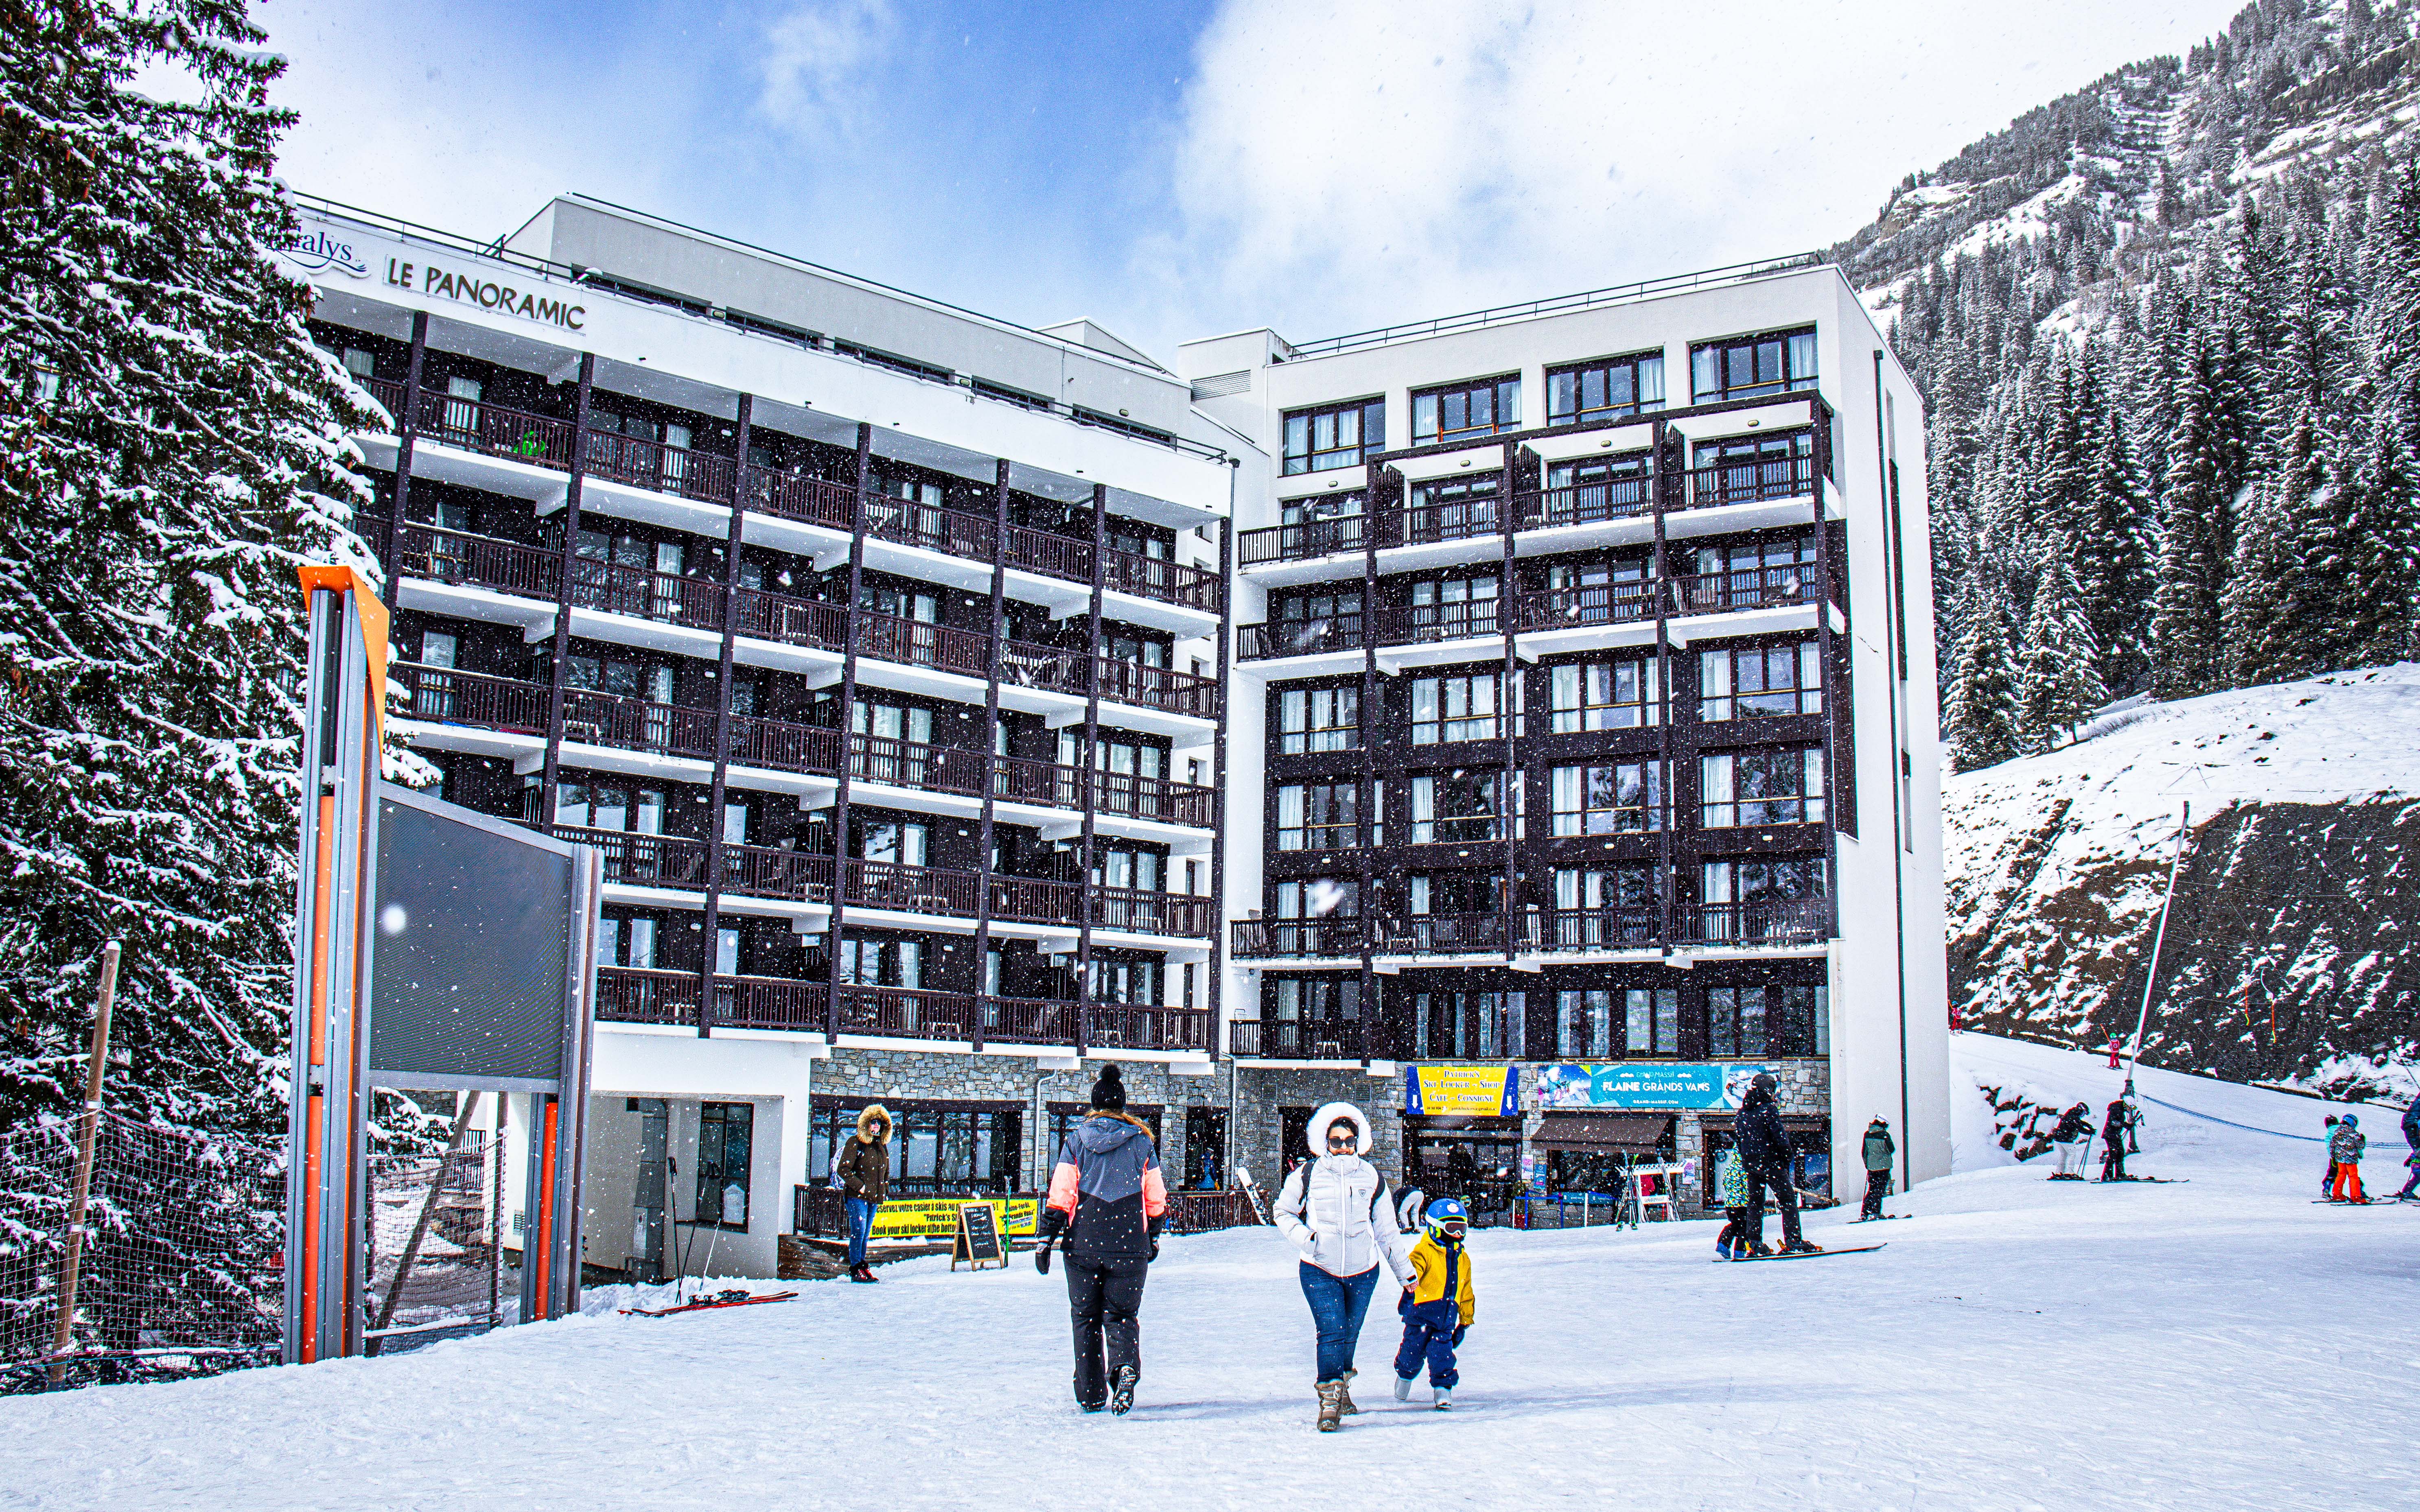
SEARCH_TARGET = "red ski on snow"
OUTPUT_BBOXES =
[620,1289,799,1317]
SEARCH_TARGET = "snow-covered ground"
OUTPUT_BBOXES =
[7,1034,2417,1511]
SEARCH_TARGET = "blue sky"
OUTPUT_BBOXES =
[265,0,2254,362]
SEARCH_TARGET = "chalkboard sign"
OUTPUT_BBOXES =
[951,1202,1006,1271]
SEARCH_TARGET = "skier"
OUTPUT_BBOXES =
[1037,1065,1168,1415]
[1737,1072,1818,1254]
[1713,1145,1755,1258]
[2097,1097,2139,1182]
[1273,1102,1415,1432]
[2044,1102,2094,1179]
[832,1103,891,1283]
[2321,1114,2341,1196]
[1859,1117,1895,1218]
[1392,1197,1475,1411]
[2107,1037,2122,1070]
[2399,1102,2420,1202]
[2326,1113,2367,1204]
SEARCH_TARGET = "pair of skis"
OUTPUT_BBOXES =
[1717,1243,1888,1263]
[620,1289,798,1318]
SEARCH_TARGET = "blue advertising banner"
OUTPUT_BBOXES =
[1530,1062,1779,1111]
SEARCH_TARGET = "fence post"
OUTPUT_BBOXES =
[49,941,121,1385]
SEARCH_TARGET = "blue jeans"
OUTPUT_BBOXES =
[846,1197,876,1267]
[1298,1262,1379,1382]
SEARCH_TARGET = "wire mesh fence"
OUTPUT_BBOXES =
[364,1126,513,1354]
[0,1112,282,1393]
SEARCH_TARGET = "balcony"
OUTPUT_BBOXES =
[390,664,1217,828]
[369,380,1221,614]
[394,524,1220,720]
[596,967,1210,1049]
[1228,1019,1360,1060]
[1686,453,1817,510]
[1233,900,1826,958]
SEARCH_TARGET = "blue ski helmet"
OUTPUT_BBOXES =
[1424,1197,1468,1234]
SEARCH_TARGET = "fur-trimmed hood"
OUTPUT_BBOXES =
[1308,1101,1373,1157]
[855,1103,892,1144]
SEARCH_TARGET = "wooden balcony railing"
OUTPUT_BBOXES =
[596,966,701,1025]
[1517,581,1661,631]
[388,663,549,732]
[1231,918,1365,958]
[1515,475,1654,530]
[1229,1019,1359,1059]
[1687,453,1817,509]
[1238,614,1366,661]
[1536,907,1662,951]
[1238,514,1370,565]
[1674,898,1827,946]
[1370,912,1533,955]
[1669,566,1827,617]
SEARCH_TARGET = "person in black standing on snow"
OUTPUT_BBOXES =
[2398,1103,2420,1202]
[1737,1072,1819,1254]
[1037,1065,1168,1416]
[2098,1097,2140,1182]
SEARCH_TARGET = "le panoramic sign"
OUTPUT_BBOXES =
[275,218,589,332]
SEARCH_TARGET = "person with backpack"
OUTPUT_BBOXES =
[1713,1145,1756,1258]
[1036,1065,1168,1415]
[1859,1117,1896,1218]
[2398,1103,2420,1202]
[1392,1197,1475,1410]
[1736,1073,1817,1255]
[832,1104,891,1283]
[1273,1101,1415,1433]
[2327,1113,2367,1204]
[2049,1102,2095,1180]
[2321,1114,2341,1197]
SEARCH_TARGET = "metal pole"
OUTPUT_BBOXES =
[2123,802,2192,1097]
[970,458,1011,1051]
[384,311,429,613]
[824,423,874,1038]
[1074,484,1107,1055]
[48,940,121,1384]
[1874,350,1914,1191]
[537,352,598,828]
[700,393,753,1036]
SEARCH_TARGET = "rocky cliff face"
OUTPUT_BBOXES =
[1947,666,2420,1100]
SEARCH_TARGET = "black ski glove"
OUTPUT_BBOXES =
[1148,1236,1160,1262]
[1035,1239,1054,1275]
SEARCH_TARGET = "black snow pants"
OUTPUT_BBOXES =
[1860,1169,1889,1218]
[2101,1143,2128,1181]
[1742,1167,1803,1249]
[1066,1256,1147,1409]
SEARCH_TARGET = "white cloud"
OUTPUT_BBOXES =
[1164,0,2251,343]
[759,0,897,139]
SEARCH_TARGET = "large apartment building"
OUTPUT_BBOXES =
[283,192,1946,1279]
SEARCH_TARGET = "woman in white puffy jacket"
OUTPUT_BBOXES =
[1274,1102,1414,1431]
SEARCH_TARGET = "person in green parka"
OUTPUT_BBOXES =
[1860,1117,1897,1219]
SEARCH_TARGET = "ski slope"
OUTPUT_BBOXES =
[7,1035,2416,1512]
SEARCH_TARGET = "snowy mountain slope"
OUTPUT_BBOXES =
[1946,664,2420,1094]
[5,1033,2413,1512]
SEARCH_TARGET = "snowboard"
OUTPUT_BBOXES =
[1718,1243,1886,1263]
[1849,1214,1906,1223]
[621,1289,799,1318]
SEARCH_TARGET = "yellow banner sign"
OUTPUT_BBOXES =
[869,1197,1039,1239]
[1405,1064,1519,1118]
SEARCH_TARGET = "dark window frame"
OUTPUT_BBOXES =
[1282,396,1388,476]
[1546,350,1667,426]
[1689,328,1818,404]
[694,1100,755,1231]
[1410,372,1523,446]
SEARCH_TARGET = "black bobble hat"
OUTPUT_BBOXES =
[1090,1063,1127,1111]
[1750,1071,1778,1092]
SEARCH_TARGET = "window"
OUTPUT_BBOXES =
[1060,732,1166,780]
[1538,453,1652,527]
[837,933,923,986]
[696,1101,754,1230]
[858,819,927,866]
[1103,630,1168,669]
[1708,985,1829,1057]
[722,800,750,845]
[1691,431,1814,508]
[860,583,939,623]
[1091,846,1163,894]
[1547,352,1665,426]
[1700,857,1827,943]
[1690,329,1818,403]
[341,347,376,382]
[1275,878,1359,919]
[420,630,458,670]
[1411,374,1521,445]
[1550,866,1657,946]
[716,925,742,976]
[1549,658,1660,731]
[1626,988,1679,1055]
[1086,956,1162,1003]
[1413,991,1524,1060]
[1693,533,1817,612]
[810,1101,1022,1195]
[441,374,481,437]
[1700,749,1825,828]
[1277,782,1359,851]
[595,915,660,969]
[1407,573,1500,641]
[854,699,933,747]
[1277,686,1359,754]
[554,783,666,835]
[1281,489,1366,527]
[1282,397,1387,474]
[1550,761,1664,835]
[1556,991,1613,1058]
[1411,672,1507,744]
[1411,769,1517,843]
[1267,978,1361,1056]
[1701,642,1822,721]
[1405,474,1500,541]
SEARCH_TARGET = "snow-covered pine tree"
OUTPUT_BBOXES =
[1943,588,2024,773]
[2149,330,2234,698]
[0,4,374,1152]
[2071,352,2155,695]
[2017,553,2105,750]
[2219,429,2305,688]
[2332,166,2420,666]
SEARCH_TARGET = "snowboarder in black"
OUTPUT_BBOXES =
[2098,1098,2139,1182]
[2398,1103,2420,1202]
[1737,1073,1818,1254]
[2049,1102,2094,1179]
[1859,1118,1895,1218]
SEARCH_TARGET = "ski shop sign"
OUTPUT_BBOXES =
[382,256,588,330]
[1403,1064,1519,1118]
[1532,1063,1781,1110]
[869,1197,1039,1240]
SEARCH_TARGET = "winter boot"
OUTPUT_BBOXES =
[1781,1239,1824,1255]
[1393,1374,1413,1402]
[1109,1364,1138,1416]
[1315,1380,1344,1432]
[1433,1387,1454,1411]
[849,1264,877,1283]
[1337,1367,1360,1414]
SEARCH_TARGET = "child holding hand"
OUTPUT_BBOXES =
[1393,1198,1476,1410]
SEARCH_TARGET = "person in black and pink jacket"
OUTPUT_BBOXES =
[1037,1064,1167,1415]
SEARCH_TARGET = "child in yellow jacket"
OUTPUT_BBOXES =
[1392,1197,1475,1409]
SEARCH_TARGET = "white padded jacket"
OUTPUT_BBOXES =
[1273,1103,1413,1283]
